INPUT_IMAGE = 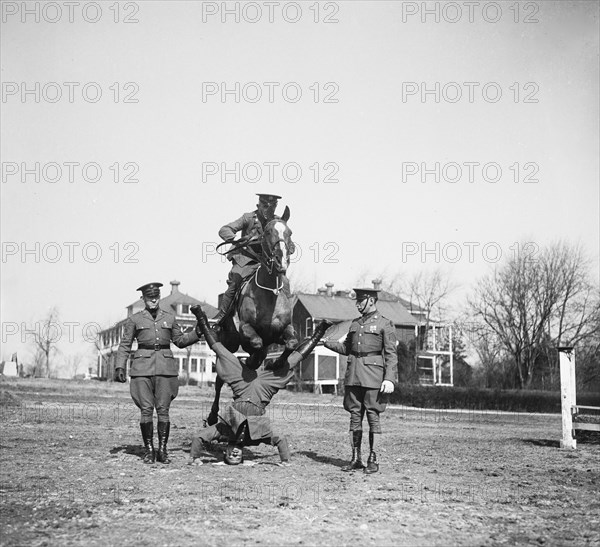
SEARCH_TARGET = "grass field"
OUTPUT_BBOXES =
[1,377,599,546]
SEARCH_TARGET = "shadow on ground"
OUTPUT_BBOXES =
[297,450,348,468]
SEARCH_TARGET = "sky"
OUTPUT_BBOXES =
[1,0,598,373]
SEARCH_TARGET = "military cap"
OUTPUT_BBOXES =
[256,193,281,204]
[353,287,379,301]
[136,282,163,299]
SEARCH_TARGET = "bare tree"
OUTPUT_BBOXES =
[469,241,599,389]
[29,307,60,378]
[456,318,507,388]
[404,270,457,328]
[64,353,85,379]
[287,273,313,295]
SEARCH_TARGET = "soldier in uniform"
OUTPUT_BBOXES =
[114,282,200,464]
[323,288,397,474]
[190,305,332,465]
[212,193,294,325]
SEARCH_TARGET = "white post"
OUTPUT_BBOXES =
[559,347,576,449]
[449,325,454,387]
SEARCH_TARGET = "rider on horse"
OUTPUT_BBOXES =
[212,193,295,326]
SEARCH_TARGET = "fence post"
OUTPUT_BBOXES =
[558,347,576,449]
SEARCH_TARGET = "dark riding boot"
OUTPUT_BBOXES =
[364,451,379,474]
[342,431,364,471]
[292,320,334,361]
[191,305,219,348]
[364,431,379,474]
[140,422,155,464]
[156,422,171,464]
[212,283,236,325]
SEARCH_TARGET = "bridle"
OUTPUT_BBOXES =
[261,219,292,275]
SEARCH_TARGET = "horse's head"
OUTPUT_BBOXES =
[261,207,293,274]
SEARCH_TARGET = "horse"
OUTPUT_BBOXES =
[205,208,299,425]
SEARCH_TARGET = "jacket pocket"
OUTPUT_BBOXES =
[363,355,384,367]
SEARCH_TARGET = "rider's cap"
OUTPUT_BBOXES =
[353,288,379,302]
[136,282,163,299]
[257,193,281,204]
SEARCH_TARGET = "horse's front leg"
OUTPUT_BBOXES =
[239,322,267,370]
[270,324,299,370]
[239,321,264,351]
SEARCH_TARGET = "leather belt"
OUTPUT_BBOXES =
[350,351,381,358]
[138,344,170,351]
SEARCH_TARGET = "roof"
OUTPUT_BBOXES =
[296,293,418,326]
[375,290,427,315]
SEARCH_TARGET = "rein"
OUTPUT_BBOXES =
[216,219,291,275]
[216,237,263,263]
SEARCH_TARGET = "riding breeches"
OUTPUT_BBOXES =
[343,386,387,434]
[130,375,179,423]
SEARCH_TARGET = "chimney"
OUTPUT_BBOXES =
[317,287,327,296]
[170,280,180,295]
[325,282,334,297]
[335,290,350,298]
[372,278,382,291]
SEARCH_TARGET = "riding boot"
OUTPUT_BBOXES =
[364,451,379,474]
[156,422,171,464]
[191,305,219,348]
[140,422,155,464]
[271,435,291,463]
[288,320,334,366]
[364,432,379,474]
[212,286,236,325]
[342,431,364,471]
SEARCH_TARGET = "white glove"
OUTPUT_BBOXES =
[380,380,394,394]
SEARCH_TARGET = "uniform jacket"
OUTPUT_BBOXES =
[219,210,268,267]
[219,211,295,268]
[115,308,199,376]
[324,310,398,389]
[220,404,273,442]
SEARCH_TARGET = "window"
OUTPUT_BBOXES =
[305,318,313,338]
[183,358,189,371]
[182,304,190,314]
[211,361,216,373]
[191,358,198,372]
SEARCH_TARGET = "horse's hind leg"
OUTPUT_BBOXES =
[205,375,224,426]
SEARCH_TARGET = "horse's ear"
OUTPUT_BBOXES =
[281,206,290,222]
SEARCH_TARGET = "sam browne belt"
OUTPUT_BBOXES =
[138,344,171,351]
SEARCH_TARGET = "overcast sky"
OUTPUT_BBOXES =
[1,0,598,370]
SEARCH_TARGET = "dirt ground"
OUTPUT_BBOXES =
[1,378,599,547]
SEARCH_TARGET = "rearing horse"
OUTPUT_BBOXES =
[237,213,298,369]
[203,209,299,425]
